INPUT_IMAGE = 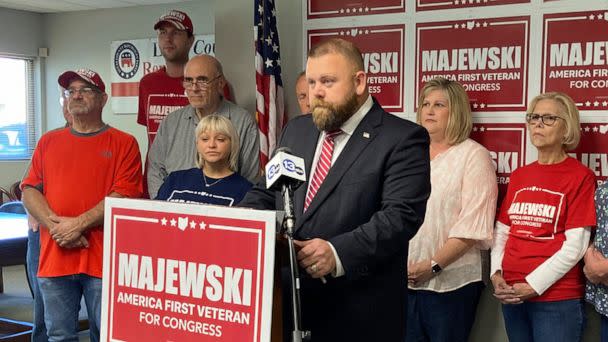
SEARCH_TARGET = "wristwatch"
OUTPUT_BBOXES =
[431,260,442,275]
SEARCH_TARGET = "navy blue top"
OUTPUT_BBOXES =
[155,168,252,206]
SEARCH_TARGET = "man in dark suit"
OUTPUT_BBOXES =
[240,38,430,341]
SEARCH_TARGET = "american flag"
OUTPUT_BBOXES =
[255,0,286,167]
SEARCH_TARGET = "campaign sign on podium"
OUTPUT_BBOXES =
[100,198,277,342]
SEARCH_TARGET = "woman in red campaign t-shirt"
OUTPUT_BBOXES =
[490,92,596,342]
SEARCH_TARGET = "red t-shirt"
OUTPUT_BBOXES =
[498,157,596,301]
[21,127,143,278]
[137,67,189,147]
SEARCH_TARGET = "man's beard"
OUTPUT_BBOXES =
[310,92,359,132]
[68,100,91,116]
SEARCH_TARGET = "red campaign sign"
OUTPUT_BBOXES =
[542,11,608,111]
[101,199,276,342]
[308,25,405,112]
[470,123,527,208]
[307,0,405,19]
[568,123,608,185]
[416,0,529,12]
[416,16,530,112]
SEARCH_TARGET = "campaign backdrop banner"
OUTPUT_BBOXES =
[307,0,405,19]
[542,11,608,111]
[470,123,527,207]
[416,16,530,112]
[568,122,608,185]
[101,198,276,342]
[109,34,214,114]
[308,25,405,112]
[416,0,529,12]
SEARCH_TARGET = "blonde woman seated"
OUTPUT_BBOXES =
[155,114,252,206]
[407,77,497,341]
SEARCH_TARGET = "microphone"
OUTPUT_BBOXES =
[265,147,306,191]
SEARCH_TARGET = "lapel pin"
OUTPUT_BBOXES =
[363,132,370,138]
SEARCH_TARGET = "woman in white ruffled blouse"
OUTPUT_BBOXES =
[407,77,498,341]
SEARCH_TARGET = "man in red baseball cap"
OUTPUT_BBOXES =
[137,9,195,197]
[22,68,142,342]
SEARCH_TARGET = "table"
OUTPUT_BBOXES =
[0,212,28,293]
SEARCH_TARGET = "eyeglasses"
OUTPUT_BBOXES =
[64,87,97,97]
[182,75,222,89]
[525,113,564,126]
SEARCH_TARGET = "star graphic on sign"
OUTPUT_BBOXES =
[170,218,177,227]
[589,14,595,20]
[272,43,279,52]
[346,8,350,13]
[603,101,608,106]
[473,103,479,108]
[586,101,592,106]
[265,36,272,45]
[199,221,207,230]
[461,23,466,29]
[365,7,369,12]
[584,126,591,132]
[339,9,344,13]
[599,14,604,19]
[483,22,488,27]
[365,30,369,34]
[593,126,599,132]
[476,0,481,3]
[476,22,481,28]
[339,31,344,35]
[190,220,196,229]
[359,30,363,34]
[454,24,459,30]
[161,217,167,226]
[473,126,478,131]
[265,58,273,68]
[480,103,486,109]
[257,5,263,14]
[455,0,460,4]
[594,101,600,106]
[480,126,486,132]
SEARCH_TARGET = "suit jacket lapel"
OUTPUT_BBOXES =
[299,104,383,224]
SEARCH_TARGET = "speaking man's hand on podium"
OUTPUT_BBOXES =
[294,238,336,278]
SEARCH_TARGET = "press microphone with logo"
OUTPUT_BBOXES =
[265,147,306,191]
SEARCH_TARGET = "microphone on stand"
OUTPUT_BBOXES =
[265,147,311,342]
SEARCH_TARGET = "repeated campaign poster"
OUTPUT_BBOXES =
[568,122,608,185]
[416,16,530,112]
[470,123,527,207]
[308,25,406,112]
[101,198,277,342]
[307,0,405,19]
[416,0,529,11]
[542,10,608,111]
[109,34,214,114]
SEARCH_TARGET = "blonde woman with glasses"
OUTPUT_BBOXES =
[491,92,596,342]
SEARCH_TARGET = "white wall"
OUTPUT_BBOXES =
[0,8,43,190]
[41,0,215,162]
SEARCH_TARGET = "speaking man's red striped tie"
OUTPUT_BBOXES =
[304,130,342,211]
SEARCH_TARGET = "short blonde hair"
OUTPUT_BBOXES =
[527,92,580,151]
[194,115,240,171]
[416,77,472,145]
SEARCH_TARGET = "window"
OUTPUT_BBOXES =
[0,56,36,160]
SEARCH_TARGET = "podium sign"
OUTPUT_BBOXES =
[101,198,276,342]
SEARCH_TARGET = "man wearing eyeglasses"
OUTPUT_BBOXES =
[21,68,143,342]
[147,55,260,199]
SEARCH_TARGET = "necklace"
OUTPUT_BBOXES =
[203,172,224,187]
